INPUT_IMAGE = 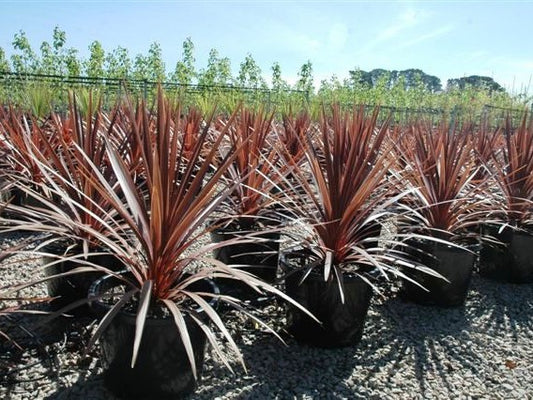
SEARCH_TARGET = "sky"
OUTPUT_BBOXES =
[1,0,532,94]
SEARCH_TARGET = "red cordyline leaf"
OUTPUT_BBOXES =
[471,117,504,182]
[277,110,311,164]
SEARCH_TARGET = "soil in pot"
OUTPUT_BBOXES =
[44,242,124,313]
[89,273,217,399]
[211,220,280,302]
[279,250,373,348]
[479,225,533,283]
[401,239,475,307]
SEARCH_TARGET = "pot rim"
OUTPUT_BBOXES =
[279,246,380,280]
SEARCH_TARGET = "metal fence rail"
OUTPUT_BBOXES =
[0,71,309,100]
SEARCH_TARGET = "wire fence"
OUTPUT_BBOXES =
[0,71,310,108]
[0,71,530,125]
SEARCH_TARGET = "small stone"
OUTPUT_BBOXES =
[501,383,514,391]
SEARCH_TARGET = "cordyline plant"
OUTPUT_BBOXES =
[0,93,130,257]
[471,117,504,183]
[490,113,533,228]
[393,118,494,242]
[0,105,54,193]
[24,90,315,377]
[284,105,419,291]
[215,107,287,228]
[277,110,311,167]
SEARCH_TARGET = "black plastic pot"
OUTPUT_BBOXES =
[508,231,533,283]
[89,273,218,399]
[401,239,475,307]
[279,250,373,348]
[479,225,533,283]
[44,243,124,311]
[210,221,280,301]
[10,186,53,209]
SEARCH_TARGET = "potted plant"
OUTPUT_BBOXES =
[279,105,416,348]
[393,118,493,306]
[0,105,61,209]
[210,108,288,296]
[478,113,533,283]
[0,94,130,311]
[24,90,313,398]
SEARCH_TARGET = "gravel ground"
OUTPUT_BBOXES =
[1,232,532,399]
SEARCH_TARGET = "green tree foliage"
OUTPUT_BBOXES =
[39,41,54,74]
[197,49,233,87]
[146,42,165,82]
[216,56,232,85]
[85,41,105,78]
[64,47,81,76]
[172,37,196,85]
[271,62,289,91]
[296,60,314,93]
[105,46,131,79]
[348,68,442,93]
[0,48,10,72]
[446,75,505,93]
[11,30,38,73]
[237,53,265,88]
[36,27,79,76]
[197,49,218,87]
[132,54,149,81]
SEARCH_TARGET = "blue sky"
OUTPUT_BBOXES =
[1,0,532,93]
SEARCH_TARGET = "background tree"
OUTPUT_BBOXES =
[145,42,165,82]
[84,40,105,78]
[197,48,218,87]
[39,41,54,74]
[197,49,233,87]
[0,48,10,72]
[271,61,289,91]
[446,75,505,93]
[236,53,265,88]
[348,68,372,89]
[296,60,314,93]
[132,53,149,81]
[104,46,131,79]
[172,37,196,85]
[51,26,67,74]
[215,56,232,85]
[64,47,81,76]
[11,30,38,74]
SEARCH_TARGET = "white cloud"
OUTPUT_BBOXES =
[358,8,430,55]
[379,9,427,41]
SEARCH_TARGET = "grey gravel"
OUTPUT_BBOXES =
[0,232,532,399]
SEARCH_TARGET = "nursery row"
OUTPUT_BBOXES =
[0,90,532,398]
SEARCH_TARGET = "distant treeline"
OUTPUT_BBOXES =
[0,26,509,94]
